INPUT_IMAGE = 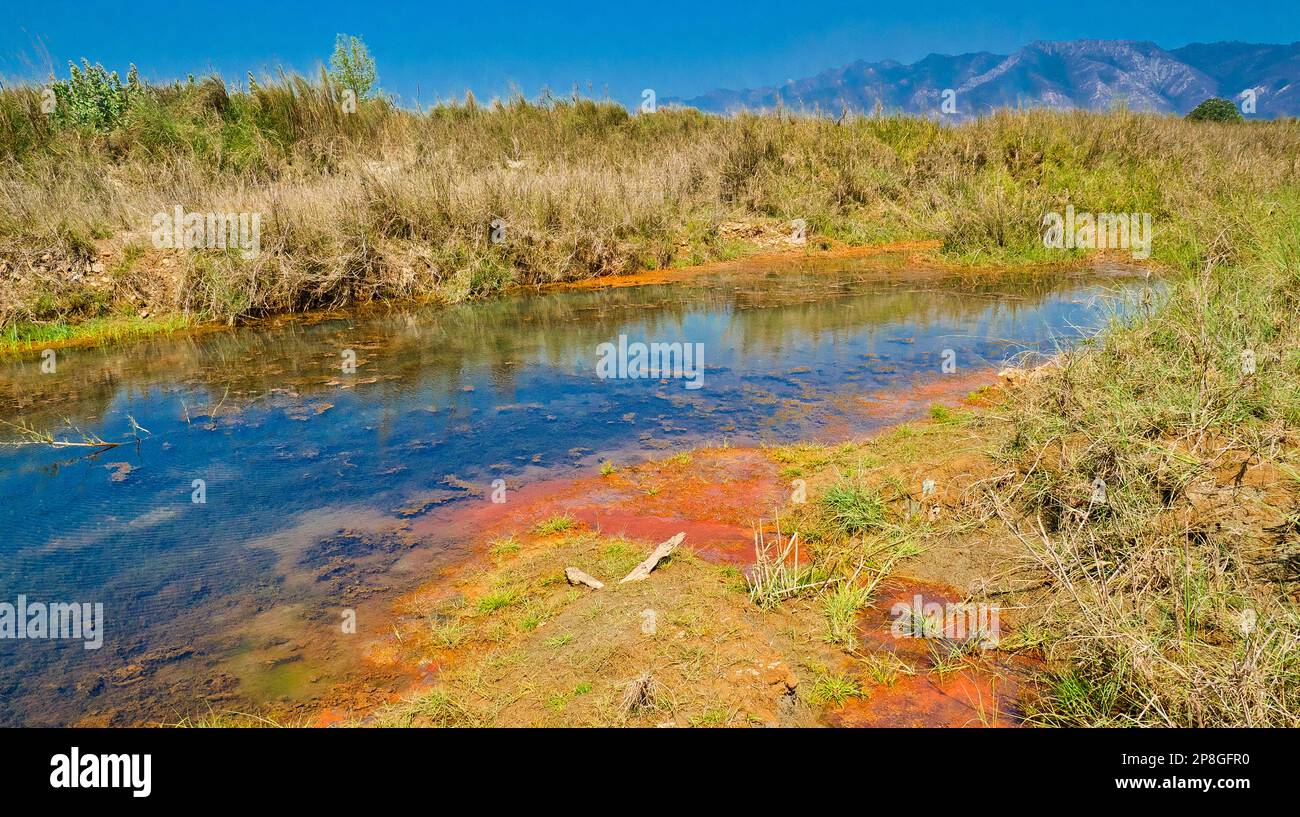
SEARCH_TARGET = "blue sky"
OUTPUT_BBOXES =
[3,1,1299,107]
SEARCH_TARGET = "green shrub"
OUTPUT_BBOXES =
[51,60,145,131]
[1185,97,1244,123]
[328,34,379,100]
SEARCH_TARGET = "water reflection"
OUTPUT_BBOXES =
[0,256,1141,725]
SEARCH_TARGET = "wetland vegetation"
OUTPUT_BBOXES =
[2,56,1298,727]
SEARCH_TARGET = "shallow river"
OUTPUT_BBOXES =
[0,254,1143,725]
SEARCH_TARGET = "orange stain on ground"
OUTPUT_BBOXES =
[549,240,944,292]
[408,447,786,564]
[828,669,1027,728]
[828,578,1036,727]
[326,366,1039,727]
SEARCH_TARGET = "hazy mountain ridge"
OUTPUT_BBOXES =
[667,40,1300,119]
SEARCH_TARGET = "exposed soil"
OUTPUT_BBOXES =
[549,239,944,292]
[311,374,1061,728]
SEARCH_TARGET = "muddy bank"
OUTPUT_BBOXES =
[337,374,1048,728]
[2,240,939,358]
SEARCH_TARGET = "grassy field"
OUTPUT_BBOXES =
[3,68,1300,350]
[994,220,1300,725]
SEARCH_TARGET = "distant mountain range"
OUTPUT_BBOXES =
[666,40,1300,119]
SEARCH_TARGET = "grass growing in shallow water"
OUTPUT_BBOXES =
[0,313,191,356]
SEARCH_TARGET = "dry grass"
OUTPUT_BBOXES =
[5,69,1300,347]
[768,324,1300,730]
[978,219,1300,726]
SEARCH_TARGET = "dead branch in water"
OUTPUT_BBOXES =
[127,415,151,441]
[0,417,142,450]
[206,386,230,430]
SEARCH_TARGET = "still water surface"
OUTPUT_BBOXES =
[0,256,1142,725]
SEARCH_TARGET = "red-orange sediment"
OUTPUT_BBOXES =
[321,363,1035,727]
[548,240,944,292]
[826,577,1036,727]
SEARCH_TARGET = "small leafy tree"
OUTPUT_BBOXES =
[1186,97,1244,123]
[50,59,145,130]
[327,34,379,100]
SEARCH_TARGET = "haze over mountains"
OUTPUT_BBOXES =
[666,40,1300,119]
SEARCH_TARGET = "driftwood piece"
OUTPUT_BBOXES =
[565,567,605,590]
[619,533,685,584]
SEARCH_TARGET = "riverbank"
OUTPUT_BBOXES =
[7,235,1292,727]
[343,294,1299,727]
[0,238,940,357]
[348,390,1032,727]
[6,75,1299,353]
[339,205,1300,726]
[5,210,1293,728]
